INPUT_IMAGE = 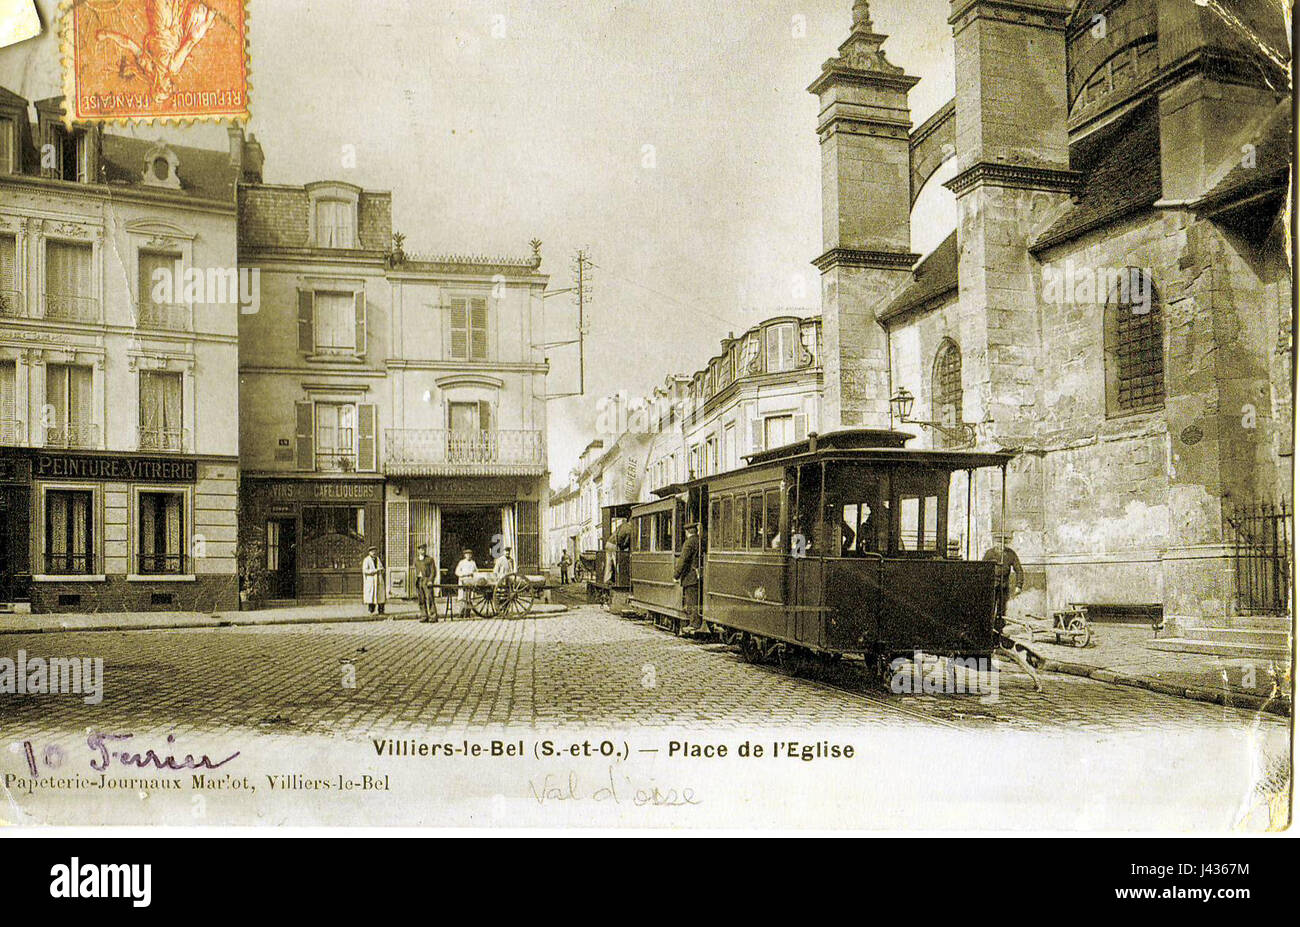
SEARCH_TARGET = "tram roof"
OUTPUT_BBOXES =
[649,429,1016,498]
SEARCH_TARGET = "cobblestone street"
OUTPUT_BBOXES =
[0,605,1283,742]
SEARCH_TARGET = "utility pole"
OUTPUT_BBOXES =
[537,248,592,400]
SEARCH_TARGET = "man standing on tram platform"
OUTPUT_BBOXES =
[675,522,702,632]
[982,535,1023,622]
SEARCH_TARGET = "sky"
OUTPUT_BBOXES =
[2,0,959,484]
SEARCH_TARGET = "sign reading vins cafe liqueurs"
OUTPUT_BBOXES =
[33,453,198,484]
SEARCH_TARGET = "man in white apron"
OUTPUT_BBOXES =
[362,546,386,615]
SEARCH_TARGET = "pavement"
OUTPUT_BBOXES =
[0,599,569,635]
[1014,622,1292,717]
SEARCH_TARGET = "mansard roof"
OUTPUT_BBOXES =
[101,133,240,202]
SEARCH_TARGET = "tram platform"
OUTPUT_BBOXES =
[1028,623,1291,717]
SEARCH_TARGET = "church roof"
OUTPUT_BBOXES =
[878,231,958,324]
[1031,100,1162,253]
[1193,99,1291,215]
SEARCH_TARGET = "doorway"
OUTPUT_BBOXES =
[0,486,30,602]
[440,505,502,576]
[266,518,297,599]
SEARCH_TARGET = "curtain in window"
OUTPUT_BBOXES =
[766,324,796,372]
[0,234,15,294]
[0,117,13,173]
[315,201,354,248]
[501,505,517,565]
[140,494,183,572]
[314,292,355,351]
[138,252,176,307]
[0,361,14,425]
[47,491,91,573]
[46,241,91,297]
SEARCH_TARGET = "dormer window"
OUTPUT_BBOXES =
[50,125,88,182]
[307,183,360,250]
[142,144,180,189]
[0,115,15,173]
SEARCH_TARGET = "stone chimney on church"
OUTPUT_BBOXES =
[809,1,919,429]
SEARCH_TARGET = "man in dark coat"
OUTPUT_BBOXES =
[982,538,1024,620]
[414,543,438,622]
[675,522,702,629]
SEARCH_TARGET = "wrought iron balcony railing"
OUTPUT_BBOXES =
[138,553,188,576]
[45,423,101,449]
[44,294,101,323]
[0,418,22,445]
[138,427,190,453]
[385,429,547,476]
[137,301,194,332]
[0,289,24,319]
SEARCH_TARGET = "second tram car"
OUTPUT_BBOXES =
[627,429,1016,669]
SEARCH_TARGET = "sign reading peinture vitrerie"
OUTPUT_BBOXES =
[33,453,197,484]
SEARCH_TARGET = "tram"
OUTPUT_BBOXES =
[587,503,634,609]
[626,429,1016,670]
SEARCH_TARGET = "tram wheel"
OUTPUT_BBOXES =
[739,635,764,664]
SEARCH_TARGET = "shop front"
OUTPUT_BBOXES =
[242,476,385,603]
[10,449,240,614]
[0,453,32,606]
[385,476,543,599]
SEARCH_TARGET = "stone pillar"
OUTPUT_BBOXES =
[809,1,919,430]
[945,0,1075,589]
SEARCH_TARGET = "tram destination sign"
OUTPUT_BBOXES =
[33,453,198,484]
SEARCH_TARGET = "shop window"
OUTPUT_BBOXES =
[449,297,489,361]
[138,492,185,574]
[45,489,94,574]
[301,506,367,571]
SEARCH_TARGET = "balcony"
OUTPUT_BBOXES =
[0,289,24,319]
[385,429,547,477]
[45,423,101,449]
[138,427,190,453]
[137,301,193,332]
[0,419,22,446]
[44,294,101,323]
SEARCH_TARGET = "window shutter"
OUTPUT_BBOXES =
[449,299,468,359]
[470,298,489,360]
[793,414,808,443]
[294,401,314,470]
[298,290,314,354]
[477,400,492,433]
[0,235,15,291]
[357,403,377,472]
[353,291,367,358]
[751,419,765,453]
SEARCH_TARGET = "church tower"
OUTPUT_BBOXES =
[809,1,919,429]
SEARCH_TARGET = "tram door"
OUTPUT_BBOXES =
[788,465,824,646]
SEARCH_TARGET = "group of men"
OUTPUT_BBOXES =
[362,543,517,621]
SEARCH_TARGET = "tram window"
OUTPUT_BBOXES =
[719,497,733,549]
[656,511,673,551]
[923,496,939,551]
[734,495,747,550]
[640,516,652,552]
[899,498,921,551]
[748,493,764,548]
[841,504,859,556]
[709,500,721,550]
[764,489,781,548]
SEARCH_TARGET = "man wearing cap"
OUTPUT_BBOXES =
[674,522,702,630]
[414,543,439,622]
[454,548,479,618]
[493,545,516,582]
[362,546,386,615]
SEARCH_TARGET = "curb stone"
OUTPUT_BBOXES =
[1041,659,1290,717]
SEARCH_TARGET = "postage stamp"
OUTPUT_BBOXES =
[59,0,248,123]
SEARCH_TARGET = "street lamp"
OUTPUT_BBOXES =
[889,387,981,449]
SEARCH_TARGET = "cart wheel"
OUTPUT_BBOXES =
[494,573,537,619]
[469,583,498,618]
[1067,616,1091,648]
